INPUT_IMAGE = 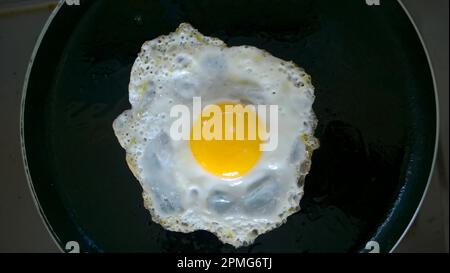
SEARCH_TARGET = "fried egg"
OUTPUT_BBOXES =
[113,23,318,247]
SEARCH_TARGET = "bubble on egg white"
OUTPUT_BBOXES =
[243,177,278,215]
[207,191,235,214]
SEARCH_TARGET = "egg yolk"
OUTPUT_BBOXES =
[190,102,263,179]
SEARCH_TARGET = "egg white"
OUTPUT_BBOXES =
[113,23,318,247]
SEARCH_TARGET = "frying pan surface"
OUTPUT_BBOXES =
[22,0,437,253]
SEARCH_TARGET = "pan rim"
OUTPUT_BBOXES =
[388,0,440,253]
[19,0,440,253]
[19,0,65,253]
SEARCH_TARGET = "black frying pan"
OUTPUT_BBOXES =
[21,0,438,253]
